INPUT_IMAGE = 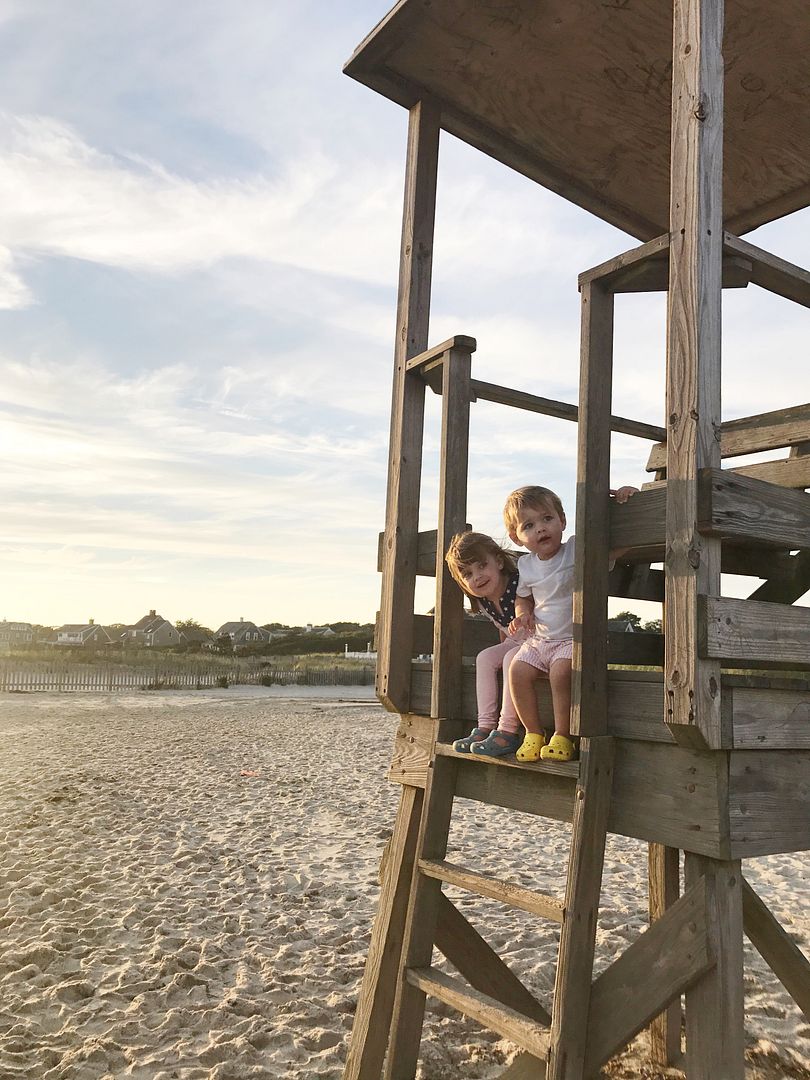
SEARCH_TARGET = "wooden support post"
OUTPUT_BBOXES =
[547,737,615,1080]
[683,853,744,1079]
[343,784,424,1080]
[664,0,726,749]
[377,100,440,714]
[648,844,682,1065]
[571,282,614,737]
[384,754,458,1079]
[432,343,473,718]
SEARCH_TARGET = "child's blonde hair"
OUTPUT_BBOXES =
[503,485,565,534]
[445,531,519,612]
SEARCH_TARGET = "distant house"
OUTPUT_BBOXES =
[0,620,34,646]
[607,618,638,634]
[214,619,271,648]
[304,624,337,636]
[120,610,182,648]
[55,620,114,647]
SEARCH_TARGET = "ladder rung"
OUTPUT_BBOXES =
[435,741,580,778]
[419,859,565,923]
[406,966,551,1059]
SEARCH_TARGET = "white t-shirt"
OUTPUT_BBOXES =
[516,535,575,641]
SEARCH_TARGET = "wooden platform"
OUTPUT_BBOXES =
[393,664,810,861]
[345,0,810,239]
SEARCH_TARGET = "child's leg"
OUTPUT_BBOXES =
[475,639,517,729]
[541,652,576,761]
[549,657,572,736]
[456,639,514,752]
[496,644,523,734]
[470,645,525,758]
[508,659,542,734]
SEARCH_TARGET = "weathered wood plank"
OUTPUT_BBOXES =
[664,0,725,751]
[579,234,750,293]
[647,402,810,471]
[698,467,810,549]
[404,334,477,372]
[434,892,552,1027]
[684,854,745,1080]
[585,878,712,1074]
[432,343,473,718]
[547,738,614,1080]
[571,283,614,738]
[648,844,682,1066]
[384,752,458,1078]
[387,713,438,788]
[343,783,424,1080]
[729,750,810,858]
[610,486,666,555]
[730,685,810,749]
[724,232,810,309]
[725,456,810,489]
[420,858,565,922]
[699,596,810,668]
[376,100,439,714]
[406,966,551,1058]
[742,877,810,1021]
[578,233,671,288]
[469,380,665,442]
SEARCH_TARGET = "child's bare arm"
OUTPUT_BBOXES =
[509,595,535,635]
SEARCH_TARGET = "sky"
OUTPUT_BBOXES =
[0,1,807,631]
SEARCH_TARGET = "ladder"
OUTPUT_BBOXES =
[382,733,615,1080]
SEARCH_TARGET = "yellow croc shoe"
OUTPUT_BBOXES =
[515,732,545,763]
[540,733,577,762]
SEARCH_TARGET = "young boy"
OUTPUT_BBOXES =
[504,484,636,763]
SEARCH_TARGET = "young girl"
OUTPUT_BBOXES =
[445,531,530,758]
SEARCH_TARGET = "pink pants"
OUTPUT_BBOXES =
[475,635,526,734]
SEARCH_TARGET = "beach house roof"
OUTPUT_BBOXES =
[345,0,810,238]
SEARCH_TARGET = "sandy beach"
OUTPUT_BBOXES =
[1,688,808,1079]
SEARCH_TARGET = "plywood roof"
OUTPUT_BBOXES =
[345,0,810,239]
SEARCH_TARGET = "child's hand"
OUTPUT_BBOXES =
[509,613,534,636]
[610,486,639,503]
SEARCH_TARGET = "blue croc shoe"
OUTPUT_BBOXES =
[452,726,490,753]
[471,730,523,758]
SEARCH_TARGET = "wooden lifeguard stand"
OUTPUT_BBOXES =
[342,2,810,1077]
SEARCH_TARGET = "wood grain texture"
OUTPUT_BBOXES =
[683,854,745,1080]
[547,737,614,1079]
[376,100,439,714]
[420,858,565,921]
[406,966,551,1057]
[729,750,810,857]
[698,467,810,548]
[648,844,682,1065]
[346,1,810,237]
[664,0,724,749]
[647,401,810,471]
[343,783,424,1080]
[571,283,614,737]
[431,344,473,718]
[699,595,810,668]
[585,878,712,1074]
[384,753,458,1078]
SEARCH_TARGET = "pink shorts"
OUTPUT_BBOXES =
[512,637,573,673]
